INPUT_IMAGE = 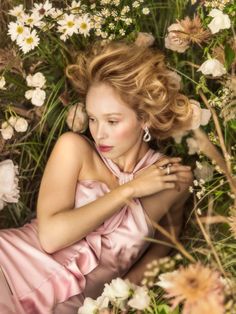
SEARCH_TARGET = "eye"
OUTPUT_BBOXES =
[108,120,118,125]
[88,117,96,122]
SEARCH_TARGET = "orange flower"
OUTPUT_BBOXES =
[157,263,225,314]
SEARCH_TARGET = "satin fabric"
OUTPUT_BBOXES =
[0,145,162,313]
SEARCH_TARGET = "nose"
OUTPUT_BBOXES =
[95,123,107,140]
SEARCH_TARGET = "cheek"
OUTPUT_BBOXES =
[114,123,141,140]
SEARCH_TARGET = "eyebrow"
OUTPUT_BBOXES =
[86,111,123,116]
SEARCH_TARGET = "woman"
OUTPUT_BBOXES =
[0,41,193,313]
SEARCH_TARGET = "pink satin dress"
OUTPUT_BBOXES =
[0,145,162,313]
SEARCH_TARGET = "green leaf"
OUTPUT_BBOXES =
[157,304,179,314]
[224,44,235,70]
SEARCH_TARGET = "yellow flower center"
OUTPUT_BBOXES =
[26,37,34,44]
[80,22,87,30]
[27,18,34,24]
[67,21,75,28]
[17,26,24,34]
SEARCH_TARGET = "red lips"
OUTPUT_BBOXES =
[98,145,113,152]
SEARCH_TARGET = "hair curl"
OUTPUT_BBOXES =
[66,40,192,140]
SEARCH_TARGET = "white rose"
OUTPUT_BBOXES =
[135,32,155,47]
[78,297,98,314]
[208,9,231,34]
[127,286,150,310]
[189,100,211,130]
[0,76,6,90]
[197,59,227,77]
[0,159,20,210]
[25,88,46,106]
[8,116,17,127]
[102,278,131,301]
[186,137,200,155]
[0,122,14,140]
[14,117,28,132]
[26,72,46,88]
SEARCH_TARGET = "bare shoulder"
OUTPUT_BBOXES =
[37,132,94,221]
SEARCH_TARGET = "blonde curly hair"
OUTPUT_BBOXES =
[66,40,192,140]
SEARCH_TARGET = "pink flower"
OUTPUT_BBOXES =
[165,23,190,53]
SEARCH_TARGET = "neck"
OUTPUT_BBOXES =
[112,138,150,173]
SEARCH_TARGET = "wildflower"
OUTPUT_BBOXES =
[197,59,227,77]
[8,4,24,18]
[0,122,14,140]
[0,76,6,90]
[25,88,46,107]
[133,1,140,8]
[188,99,211,130]
[14,118,28,133]
[7,22,27,42]
[32,0,53,17]
[135,32,155,47]
[102,278,132,301]
[142,8,150,15]
[78,15,91,37]
[57,14,79,41]
[78,297,98,314]
[21,12,43,28]
[8,117,17,128]
[17,29,40,54]
[208,9,231,34]
[156,263,225,314]
[0,159,20,210]
[26,72,46,89]
[66,103,88,132]
[165,23,190,53]
[128,286,150,310]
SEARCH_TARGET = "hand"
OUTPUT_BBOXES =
[128,157,191,198]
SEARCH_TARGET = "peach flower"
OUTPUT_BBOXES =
[135,32,155,47]
[66,103,88,132]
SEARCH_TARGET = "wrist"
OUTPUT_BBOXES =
[118,182,136,200]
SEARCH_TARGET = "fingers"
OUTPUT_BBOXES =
[156,157,182,167]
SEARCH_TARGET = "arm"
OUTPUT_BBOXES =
[37,132,134,253]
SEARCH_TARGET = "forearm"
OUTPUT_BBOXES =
[38,184,134,253]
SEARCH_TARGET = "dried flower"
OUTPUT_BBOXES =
[135,32,155,47]
[156,263,225,314]
[0,159,20,210]
[66,103,88,133]
[194,161,214,182]
[165,23,190,53]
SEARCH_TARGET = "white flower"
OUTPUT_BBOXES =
[17,29,40,54]
[78,297,98,314]
[8,4,24,18]
[0,122,14,140]
[14,118,28,133]
[128,286,151,310]
[26,72,46,89]
[8,116,17,127]
[165,23,190,53]
[186,137,200,155]
[78,15,91,37]
[135,32,155,47]
[142,8,150,15]
[208,9,231,34]
[0,76,6,90]
[25,88,46,107]
[189,99,211,130]
[0,159,20,210]
[48,8,63,19]
[8,22,28,42]
[33,0,53,17]
[102,278,132,301]
[21,12,43,28]
[57,14,79,41]
[197,59,227,77]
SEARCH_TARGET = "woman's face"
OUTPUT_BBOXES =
[85,83,144,158]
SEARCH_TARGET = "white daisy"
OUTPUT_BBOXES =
[78,15,91,37]
[8,22,28,42]
[32,0,53,17]
[8,4,24,18]
[17,29,40,54]
[48,8,63,19]
[70,0,82,13]
[57,14,79,41]
[21,12,43,28]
